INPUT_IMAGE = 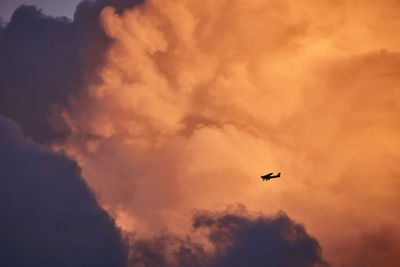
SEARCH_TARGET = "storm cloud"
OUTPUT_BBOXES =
[129,209,326,267]
[1,0,400,266]
[0,0,142,143]
[0,117,127,266]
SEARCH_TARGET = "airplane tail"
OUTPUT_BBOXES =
[277,172,281,176]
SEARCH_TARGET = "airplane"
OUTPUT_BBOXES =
[261,172,281,181]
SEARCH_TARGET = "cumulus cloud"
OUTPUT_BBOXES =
[57,1,400,266]
[2,0,400,266]
[129,208,326,267]
[0,5,79,142]
[0,117,127,266]
[0,1,142,143]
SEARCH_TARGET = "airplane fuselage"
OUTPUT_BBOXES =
[261,172,281,181]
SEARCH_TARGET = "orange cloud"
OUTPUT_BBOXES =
[58,1,400,265]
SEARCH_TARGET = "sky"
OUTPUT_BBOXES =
[0,0,80,21]
[1,0,400,266]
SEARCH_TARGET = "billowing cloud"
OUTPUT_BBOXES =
[0,5,78,142]
[129,208,326,267]
[0,117,127,266]
[0,1,142,143]
[1,0,400,266]
[57,1,400,266]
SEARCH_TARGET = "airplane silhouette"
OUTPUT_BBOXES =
[261,172,281,181]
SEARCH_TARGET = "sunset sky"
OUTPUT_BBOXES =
[1,0,400,266]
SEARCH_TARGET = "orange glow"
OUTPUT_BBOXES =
[59,0,400,265]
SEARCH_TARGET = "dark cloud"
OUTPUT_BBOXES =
[130,234,208,267]
[0,1,142,143]
[0,20,4,38]
[129,209,327,267]
[0,6,79,143]
[195,210,327,267]
[0,117,127,266]
[75,0,143,20]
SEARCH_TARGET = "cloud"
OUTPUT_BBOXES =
[0,20,4,37]
[129,208,326,267]
[284,50,400,267]
[337,224,400,267]
[0,1,142,143]
[0,117,127,266]
[57,1,400,266]
[0,5,79,143]
[2,0,400,266]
